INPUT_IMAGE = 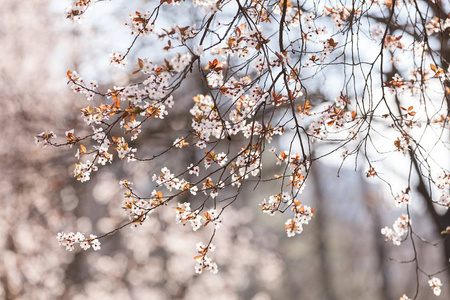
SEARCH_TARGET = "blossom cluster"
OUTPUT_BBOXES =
[261,192,290,216]
[230,147,262,187]
[384,72,428,96]
[384,35,403,52]
[428,277,443,296]
[189,93,224,148]
[394,189,411,207]
[73,159,98,182]
[121,119,141,141]
[223,81,266,118]
[120,180,222,231]
[261,192,315,237]
[308,97,357,141]
[202,208,223,229]
[175,202,202,231]
[272,0,301,26]
[251,55,268,74]
[274,151,309,192]
[325,5,361,30]
[64,129,79,147]
[159,24,198,44]
[66,0,95,22]
[67,70,99,101]
[110,51,127,68]
[193,0,220,14]
[114,137,137,162]
[174,203,223,231]
[121,182,165,228]
[206,65,224,88]
[124,11,155,36]
[152,167,191,193]
[194,242,218,274]
[35,131,57,148]
[435,171,450,207]
[425,16,450,36]
[203,150,228,170]
[79,103,115,126]
[211,24,270,60]
[56,232,101,251]
[201,177,225,198]
[381,214,410,246]
[285,200,315,237]
[50,52,194,184]
[393,133,412,155]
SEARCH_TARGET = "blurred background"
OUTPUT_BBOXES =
[0,0,449,299]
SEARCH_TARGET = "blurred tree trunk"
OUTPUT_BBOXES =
[311,165,338,300]
[365,190,391,300]
[412,156,450,281]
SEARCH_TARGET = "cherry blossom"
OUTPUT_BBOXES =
[428,277,443,296]
[194,242,218,274]
[56,232,101,251]
[110,51,127,68]
[35,131,57,148]
[381,214,410,246]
